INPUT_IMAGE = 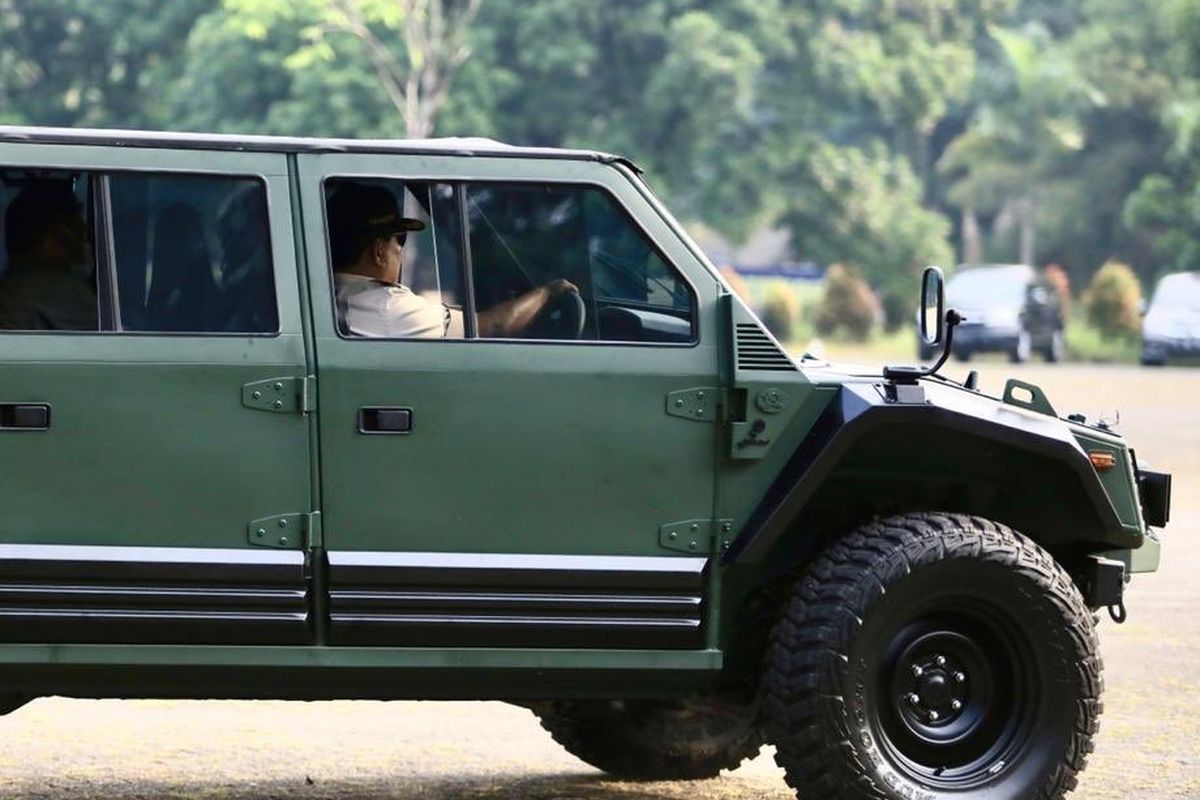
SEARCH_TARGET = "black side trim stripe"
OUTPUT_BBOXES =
[327,551,708,650]
[0,544,309,645]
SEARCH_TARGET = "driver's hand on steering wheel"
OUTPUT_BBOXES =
[544,278,579,298]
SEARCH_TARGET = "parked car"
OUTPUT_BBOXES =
[1141,270,1200,365]
[920,263,1064,363]
[0,126,1169,800]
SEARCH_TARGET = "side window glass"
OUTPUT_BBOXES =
[0,170,100,332]
[109,175,277,333]
[466,184,694,343]
[325,179,465,339]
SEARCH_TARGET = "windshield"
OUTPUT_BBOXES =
[1151,273,1200,311]
[947,268,1029,307]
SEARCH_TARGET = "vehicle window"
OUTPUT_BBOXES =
[466,184,694,343]
[0,168,277,335]
[947,268,1029,307]
[0,170,100,331]
[324,179,465,339]
[1152,273,1200,311]
[109,174,278,333]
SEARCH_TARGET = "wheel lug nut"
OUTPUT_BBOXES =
[951,700,962,711]
[911,665,924,677]
[907,693,920,705]
[935,655,947,667]
[928,710,940,721]
[954,672,966,683]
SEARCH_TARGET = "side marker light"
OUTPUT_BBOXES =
[1089,451,1117,471]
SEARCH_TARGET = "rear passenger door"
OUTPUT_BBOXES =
[0,143,312,645]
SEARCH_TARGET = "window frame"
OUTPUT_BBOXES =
[321,175,701,348]
[0,164,282,338]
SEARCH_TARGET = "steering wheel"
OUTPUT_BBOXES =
[537,289,586,339]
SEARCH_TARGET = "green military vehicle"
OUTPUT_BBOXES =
[0,126,1171,800]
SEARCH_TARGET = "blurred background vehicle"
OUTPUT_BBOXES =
[918,264,1064,363]
[1141,271,1200,365]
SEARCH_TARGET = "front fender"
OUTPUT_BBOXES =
[724,380,1140,564]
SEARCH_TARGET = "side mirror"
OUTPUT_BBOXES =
[920,266,945,347]
[885,265,960,383]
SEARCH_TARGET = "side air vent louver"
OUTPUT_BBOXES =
[735,323,796,372]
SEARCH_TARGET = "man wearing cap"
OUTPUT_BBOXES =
[329,183,576,338]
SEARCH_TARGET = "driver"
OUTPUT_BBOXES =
[329,183,577,338]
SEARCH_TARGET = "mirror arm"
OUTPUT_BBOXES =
[925,309,964,374]
[882,309,965,384]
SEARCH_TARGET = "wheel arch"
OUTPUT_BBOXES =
[724,382,1136,575]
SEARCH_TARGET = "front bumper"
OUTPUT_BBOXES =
[1137,468,1172,528]
[1142,336,1200,361]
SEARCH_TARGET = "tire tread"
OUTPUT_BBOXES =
[764,512,1102,800]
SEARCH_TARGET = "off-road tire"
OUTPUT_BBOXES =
[531,696,762,780]
[764,512,1102,800]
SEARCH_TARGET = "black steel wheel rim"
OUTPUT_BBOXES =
[870,602,1041,790]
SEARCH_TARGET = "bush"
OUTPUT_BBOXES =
[759,281,803,341]
[1083,261,1141,340]
[813,263,877,342]
[719,265,752,304]
[1043,263,1072,319]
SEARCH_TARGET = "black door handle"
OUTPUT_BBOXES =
[358,406,412,435]
[0,403,50,430]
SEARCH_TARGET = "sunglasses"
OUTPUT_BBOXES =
[393,232,408,247]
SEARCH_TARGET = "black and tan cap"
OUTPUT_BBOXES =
[327,182,425,267]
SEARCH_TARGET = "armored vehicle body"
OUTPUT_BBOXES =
[0,126,1170,800]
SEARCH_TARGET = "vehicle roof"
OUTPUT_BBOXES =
[1151,271,1200,305]
[0,125,639,170]
[1156,270,1200,286]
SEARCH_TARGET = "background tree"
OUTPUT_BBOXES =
[198,0,484,137]
[0,0,211,128]
[0,0,1195,320]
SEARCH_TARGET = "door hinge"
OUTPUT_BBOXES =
[247,511,321,549]
[666,387,720,421]
[659,519,734,554]
[242,376,316,414]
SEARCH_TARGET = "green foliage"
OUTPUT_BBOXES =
[0,0,1196,310]
[1083,261,1143,340]
[759,281,803,342]
[0,0,212,127]
[813,264,878,342]
[1123,174,1200,275]
[1064,310,1140,363]
[782,143,954,330]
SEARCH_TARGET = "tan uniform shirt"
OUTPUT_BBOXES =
[333,273,464,338]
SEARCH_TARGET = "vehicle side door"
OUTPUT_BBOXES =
[0,143,313,645]
[300,153,723,651]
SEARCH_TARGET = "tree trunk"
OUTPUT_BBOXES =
[1019,195,1036,266]
[962,207,983,264]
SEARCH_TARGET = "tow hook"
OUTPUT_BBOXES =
[1078,556,1127,623]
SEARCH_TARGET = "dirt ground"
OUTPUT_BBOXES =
[0,363,1195,800]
